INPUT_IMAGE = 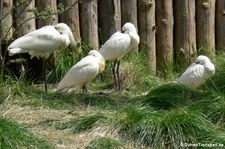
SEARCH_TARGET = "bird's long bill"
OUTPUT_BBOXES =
[68,29,76,49]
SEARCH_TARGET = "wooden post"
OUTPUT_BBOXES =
[174,0,196,66]
[196,0,215,56]
[98,0,121,45]
[0,0,13,42]
[121,0,138,52]
[216,0,225,51]
[58,0,81,49]
[79,0,99,49]
[137,0,156,72]
[156,0,173,76]
[15,0,36,38]
[0,0,3,74]
[35,0,58,28]
[35,0,58,79]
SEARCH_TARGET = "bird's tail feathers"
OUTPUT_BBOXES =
[8,48,27,56]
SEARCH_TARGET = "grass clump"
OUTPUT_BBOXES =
[141,83,215,110]
[115,105,225,148]
[51,113,108,133]
[0,118,52,149]
[85,137,123,149]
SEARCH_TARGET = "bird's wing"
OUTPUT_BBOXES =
[178,63,206,88]
[99,32,131,61]
[8,26,66,54]
[57,56,99,91]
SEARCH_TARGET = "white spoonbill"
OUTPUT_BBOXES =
[178,55,215,89]
[99,22,140,90]
[8,23,76,93]
[57,50,105,92]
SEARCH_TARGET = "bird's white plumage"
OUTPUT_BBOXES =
[8,23,76,59]
[57,50,105,92]
[99,22,140,61]
[178,55,215,88]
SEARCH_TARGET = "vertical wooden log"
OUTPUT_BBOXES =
[15,0,36,37]
[121,0,138,52]
[156,0,173,76]
[196,0,215,56]
[58,0,81,47]
[98,0,121,44]
[215,0,225,51]
[0,0,3,73]
[0,0,13,41]
[137,0,156,71]
[36,0,58,28]
[174,0,196,66]
[79,0,99,49]
[35,0,58,78]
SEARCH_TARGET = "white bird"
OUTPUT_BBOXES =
[57,50,105,92]
[99,22,140,90]
[8,23,76,93]
[178,55,215,89]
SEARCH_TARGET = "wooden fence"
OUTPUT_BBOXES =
[1,0,225,74]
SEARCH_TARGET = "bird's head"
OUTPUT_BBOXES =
[54,23,76,48]
[88,50,105,73]
[122,22,137,33]
[195,55,211,64]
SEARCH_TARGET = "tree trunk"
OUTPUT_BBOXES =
[98,0,121,45]
[79,0,99,49]
[156,0,173,76]
[215,0,225,51]
[0,0,13,42]
[121,0,138,52]
[36,0,58,28]
[196,0,215,57]
[174,0,196,66]
[15,0,36,38]
[137,0,156,72]
[58,0,81,48]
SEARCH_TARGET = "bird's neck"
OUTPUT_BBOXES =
[62,34,71,47]
[128,32,139,48]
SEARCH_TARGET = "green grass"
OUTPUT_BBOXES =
[86,137,123,149]
[140,83,216,110]
[116,105,225,148]
[0,118,52,149]
[50,113,108,133]
[1,50,225,148]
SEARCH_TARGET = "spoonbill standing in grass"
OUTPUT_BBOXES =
[99,22,140,90]
[57,50,105,92]
[178,55,215,89]
[8,23,76,93]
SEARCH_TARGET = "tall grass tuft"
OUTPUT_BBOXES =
[52,113,107,133]
[140,83,215,110]
[204,52,225,92]
[0,118,52,148]
[85,137,123,149]
[115,105,225,148]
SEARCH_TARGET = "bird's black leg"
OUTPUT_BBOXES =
[116,60,121,90]
[42,58,48,93]
[112,59,118,90]
[19,55,25,78]
[82,85,87,92]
